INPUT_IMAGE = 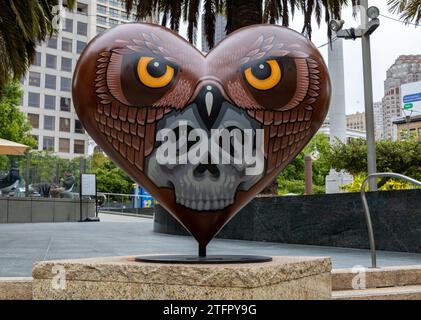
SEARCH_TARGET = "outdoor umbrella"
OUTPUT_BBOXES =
[0,138,28,155]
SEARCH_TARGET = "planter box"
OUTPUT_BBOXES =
[0,197,96,224]
[154,190,421,253]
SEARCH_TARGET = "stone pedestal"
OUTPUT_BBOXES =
[32,256,332,300]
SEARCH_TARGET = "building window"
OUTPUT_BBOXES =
[121,11,129,19]
[60,77,72,92]
[59,138,70,153]
[62,37,73,52]
[109,18,118,27]
[47,36,57,49]
[33,52,41,66]
[74,139,85,154]
[109,8,119,17]
[76,41,86,54]
[44,116,55,131]
[77,21,88,36]
[28,92,40,107]
[43,136,55,151]
[74,119,85,134]
[45,74,56,90]
[62,18,73,33]
[61,57,72,72]
[60,97,71,112]
[97,15,107,25]
[59,117,71,132]
[96,26,107,33]
[97,5,107,14]
[45,54,57,69]
[28,71,41,87]
[28,113,39,129]
[44,95,56,110]
[109,0,119,7]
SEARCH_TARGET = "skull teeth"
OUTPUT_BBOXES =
[176,198,234,211]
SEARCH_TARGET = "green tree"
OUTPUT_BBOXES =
[88,152,134,194]
[124,0,355,49]
[0,81,36,147]
[0,0,76,94]
[388,0,421,25]
[277,133,331,195]
[0,81,36,172]
[327,138,421,187]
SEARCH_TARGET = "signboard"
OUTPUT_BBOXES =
[401,81,421,116]
[80,173,96,196]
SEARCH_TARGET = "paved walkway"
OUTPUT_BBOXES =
[1,213,421,277]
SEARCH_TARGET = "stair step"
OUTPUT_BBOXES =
[332,285,421,300]
[332,265,421,290]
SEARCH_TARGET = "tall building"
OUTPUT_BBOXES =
[346,112,366,132]
[382,55,421,140]
[19,0,91,159]
[201,14,227,53]
[18,0,158,159]
[373,101,384,140]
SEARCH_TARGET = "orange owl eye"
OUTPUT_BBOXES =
[244,60,282,90]
[137,57,175,88]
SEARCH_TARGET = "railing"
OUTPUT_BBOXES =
[99,192,158,216]
[361,173,421,269]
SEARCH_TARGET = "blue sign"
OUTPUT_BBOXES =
[403,93,421,103]
[133,185,155,208]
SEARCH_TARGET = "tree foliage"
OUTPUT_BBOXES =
[0,81,36,147]
[0,81,36,171]
[277,133,331,195]
[88,152,134,194]
[123,0,355,49]
[328,138,421,182]
[388,0,421,25]
[0,0,76,94]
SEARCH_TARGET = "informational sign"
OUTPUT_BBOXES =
[80,173,96,196]
[401,81,421,116]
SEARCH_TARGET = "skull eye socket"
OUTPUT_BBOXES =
[137,57,175,88]
[244,59,282,91]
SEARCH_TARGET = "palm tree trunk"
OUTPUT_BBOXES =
[226,0,263,34]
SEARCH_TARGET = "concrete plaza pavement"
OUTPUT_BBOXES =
[1,213,421,277]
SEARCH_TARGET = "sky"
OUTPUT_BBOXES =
[176,0,421,115]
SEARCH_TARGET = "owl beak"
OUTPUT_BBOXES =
[195,84,224,130]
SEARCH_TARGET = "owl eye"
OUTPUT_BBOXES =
[137,57,175,88]
[244,59,282,90]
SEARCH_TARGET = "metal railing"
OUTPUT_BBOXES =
[361,173,421,269]
[100,192,158,216]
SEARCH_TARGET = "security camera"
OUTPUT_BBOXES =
[329,20,345,32]
[367,6,380,19]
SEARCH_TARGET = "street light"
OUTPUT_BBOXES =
[402,108,413,140]
[330,2,380,191]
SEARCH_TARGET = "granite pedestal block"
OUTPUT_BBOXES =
[32,256,332,300]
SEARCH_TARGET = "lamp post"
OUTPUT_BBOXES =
[402,108,413,140]
[329,2,380,191]
[304,144,320,195]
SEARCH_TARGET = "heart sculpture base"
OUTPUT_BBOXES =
[135,255,272,264]
[32,256,332,300]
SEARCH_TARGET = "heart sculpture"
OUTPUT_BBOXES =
[73,23,330,255]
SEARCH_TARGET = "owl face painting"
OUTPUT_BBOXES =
[73,23,330,247]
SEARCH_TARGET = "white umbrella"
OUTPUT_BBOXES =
[0,138,29,155]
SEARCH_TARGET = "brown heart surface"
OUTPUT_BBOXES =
[73,23,330,249]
